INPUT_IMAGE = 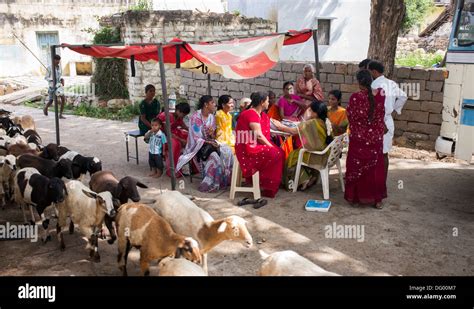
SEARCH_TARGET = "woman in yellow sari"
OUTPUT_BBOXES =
[272,101,333,191]
[216,95,235,151]
[327,90,349,136]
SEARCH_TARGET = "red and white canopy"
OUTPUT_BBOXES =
[64,29,312,79]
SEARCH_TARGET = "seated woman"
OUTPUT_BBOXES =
[176,95,233,193]
[278,82,306,121]
[235,92,285,198]
[138,84,160,135]
[327,90,349,136]
[157,102,191,176]
[216,95,236,150]
[272,101,333,191]
[266,91,281,121]
[296,64,324,115]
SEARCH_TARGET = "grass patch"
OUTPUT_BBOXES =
[24,100,140,122]
[396,51,444,68]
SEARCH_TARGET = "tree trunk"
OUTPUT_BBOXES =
[367,0,406,78]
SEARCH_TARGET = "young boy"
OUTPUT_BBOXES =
[144,118,167,178]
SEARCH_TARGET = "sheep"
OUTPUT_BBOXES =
[17,154,73,179]
[152,190,253,274]
[116,202,202,276]
[258,250,340,276]
[56,180,116,262]
[158,257,207,276]
[0,154,16,208]
[14,167,67,242]
[89,170,148,244]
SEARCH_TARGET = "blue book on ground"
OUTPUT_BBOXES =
[305,200,331,212]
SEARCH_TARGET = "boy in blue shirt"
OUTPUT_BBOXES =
[144,118,167,178]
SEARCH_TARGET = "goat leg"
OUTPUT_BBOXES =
[104,215,117,244]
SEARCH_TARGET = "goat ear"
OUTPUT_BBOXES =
[82,189,97,199]
[217,221,227,233]
[136,181,148,189]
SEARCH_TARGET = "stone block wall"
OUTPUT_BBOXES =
[181,61,446,150]
[100,10,276,100]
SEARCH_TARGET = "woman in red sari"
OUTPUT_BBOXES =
[157,102,191,177]
[235,92,285,198]
[345,70,387,208]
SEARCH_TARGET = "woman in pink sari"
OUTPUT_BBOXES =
[345,70,387,208]
[296,64,324,116]
[235,92,285,198]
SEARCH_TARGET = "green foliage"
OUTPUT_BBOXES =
[24,100,140,121]
[402,0,433,32]
[90,27,128,100]
[130,0,152,11]
[92,27,121,44]
[396,51,444,68]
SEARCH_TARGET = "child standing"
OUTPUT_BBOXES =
[144,118,167,178]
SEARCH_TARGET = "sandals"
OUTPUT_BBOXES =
[374,203,384,210]
[237,197,268,209]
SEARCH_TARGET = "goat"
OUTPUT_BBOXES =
[116,202,201,276]
[152,190,253,274]
[158,257,207,276]
[0,155,16,208]
[59,151,102,180]
[258,250,340,276]
[39,143,70,161]
[14,167,67,242]
[17,154,73,179]
[56,180,116,262]
[89,170,148,244]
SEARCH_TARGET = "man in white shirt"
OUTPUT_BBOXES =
[44,54,66,119]
[368,60,408,182]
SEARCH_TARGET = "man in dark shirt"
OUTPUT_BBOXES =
[138,84,160,135]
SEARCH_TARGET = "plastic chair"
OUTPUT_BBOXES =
[292,133,347,199]
[229,154,261,200]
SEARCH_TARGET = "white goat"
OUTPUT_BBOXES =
[158,257,207,276]
[56,180,116,262]
[0,154,16,208]
[259,250,340,276]
[152,190,253,274]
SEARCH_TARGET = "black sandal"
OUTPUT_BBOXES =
[238,197,256,206]
[252,198,268,209]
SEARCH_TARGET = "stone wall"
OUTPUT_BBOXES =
[181,61,446,150]
[101,10,277,100]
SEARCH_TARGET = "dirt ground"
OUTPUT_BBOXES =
[0,104,473,276]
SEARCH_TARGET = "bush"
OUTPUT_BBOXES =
[396,50,444,68]
[402,0,433,33]
[90,27,128,100]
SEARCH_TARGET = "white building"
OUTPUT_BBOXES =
[227,0,371,62]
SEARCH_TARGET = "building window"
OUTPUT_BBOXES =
[317,19,331,45]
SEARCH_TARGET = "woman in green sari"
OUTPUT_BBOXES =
[272,100,333,191]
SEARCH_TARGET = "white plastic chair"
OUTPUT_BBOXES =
[292,133,347,199]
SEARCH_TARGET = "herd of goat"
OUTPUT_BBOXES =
[0,110,339,276]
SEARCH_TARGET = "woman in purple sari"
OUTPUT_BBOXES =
[176,95,233,192]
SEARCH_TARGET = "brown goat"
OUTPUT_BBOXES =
[8,143,39,157]
[116,203,201,276]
